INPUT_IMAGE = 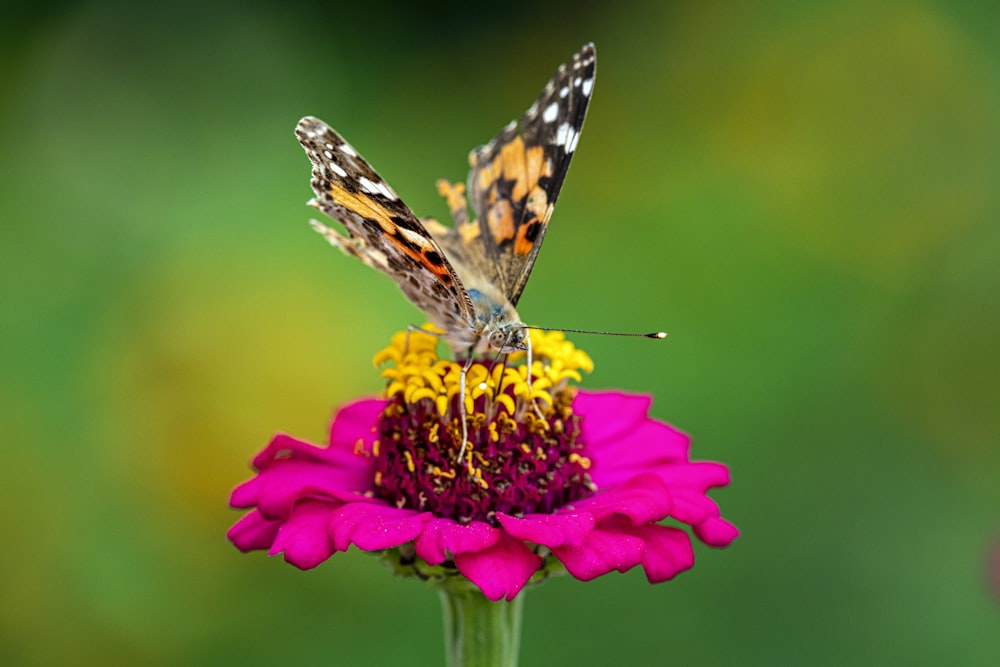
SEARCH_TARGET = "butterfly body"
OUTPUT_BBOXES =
[296,43,596,358]
[465,287,525,354]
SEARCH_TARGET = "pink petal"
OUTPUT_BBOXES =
[454,532,542,602]
[560,473,672,525]
[251,461,371,519]
[251,433,333,470]
[269,500,338,569]
[587,419,692,486]
[553,517,646,581]
[227,509,280,552]
[328,398,386,451]
[231,429,377,519]
[667,490,737,543]
[229,476,264,509]
[496,512,595,549]
[656,460,732,491]
[414,518,500,565]
[631,524,695,582]
[573,391,652,447]
[693,516,740,547]
[328,501,429,552]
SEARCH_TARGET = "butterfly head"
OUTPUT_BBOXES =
[465,287,527,354]
[486,324,527,354]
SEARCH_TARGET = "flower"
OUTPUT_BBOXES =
[228,330,738,601]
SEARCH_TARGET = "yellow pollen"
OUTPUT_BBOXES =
[568,453,592,469]
[473,467,488,490]
[432,466,456,479]
[372,439,380,457]
[374,471,383,486]
[403,450,415,473]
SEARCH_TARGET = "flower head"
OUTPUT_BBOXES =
[228,330,738,601]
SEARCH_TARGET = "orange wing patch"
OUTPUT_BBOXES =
[513,219,542,256]
[314,182,453,284]
[475,136,551,202]
[487,198,515,243]
[472,135,553,248]
[320,182,396,234]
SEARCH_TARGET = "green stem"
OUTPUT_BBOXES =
[437,578,524,667]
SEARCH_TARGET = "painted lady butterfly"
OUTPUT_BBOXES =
[295,43,597,359]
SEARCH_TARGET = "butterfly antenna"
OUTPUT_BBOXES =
[524,326,667,339]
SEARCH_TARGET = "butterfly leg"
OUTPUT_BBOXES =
[403,323,445,355]
[457,353,475,465]
[525,332,546,420]
[490,353,509,403]
[309,219,368,262]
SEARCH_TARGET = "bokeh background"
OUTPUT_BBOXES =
[2,1,998,664]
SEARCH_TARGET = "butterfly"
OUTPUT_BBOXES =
[295,43,596,360]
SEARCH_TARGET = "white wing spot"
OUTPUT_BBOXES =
[581,77,594,96]
[325,143,335,150]
[358,176,397,200]
[542,102,559,123]
[323,150,334,159]
[375,180,398,200]
[526,100,539,117]
[339,143,358,157]
[329,162,347,178]
[556,122,580,153]
[397,226,428,248]
[573,77,582,87]
[559,85,569,98]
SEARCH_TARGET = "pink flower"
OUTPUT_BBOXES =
[228,331,737,601]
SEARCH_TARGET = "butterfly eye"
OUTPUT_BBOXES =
[489,331,507,349]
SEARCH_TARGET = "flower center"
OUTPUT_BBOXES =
[370,329,596,525]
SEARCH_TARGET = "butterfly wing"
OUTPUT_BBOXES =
[465,43,596,307]
[296,116,475,332]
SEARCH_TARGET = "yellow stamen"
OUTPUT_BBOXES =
[432,466,456,479]
[373,327,592,422]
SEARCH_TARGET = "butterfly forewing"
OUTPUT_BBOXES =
[465,43,596,307]
[295,116,475,332]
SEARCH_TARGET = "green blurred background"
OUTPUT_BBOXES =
[2,1,998,664]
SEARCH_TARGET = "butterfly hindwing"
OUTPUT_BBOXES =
[295,116,475,331]
[465,43,596,306]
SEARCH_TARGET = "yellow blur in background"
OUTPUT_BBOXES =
[2,1,998,665]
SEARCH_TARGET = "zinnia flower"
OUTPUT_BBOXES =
[228,329,737,602]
